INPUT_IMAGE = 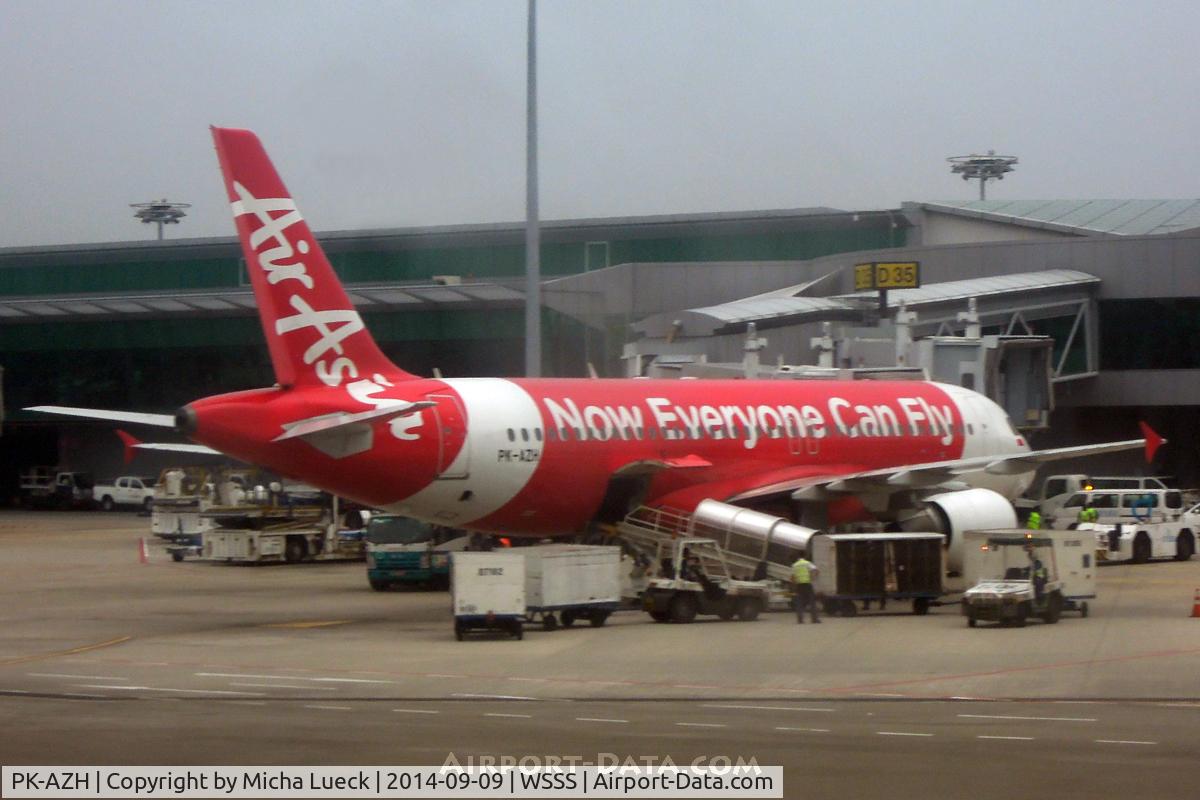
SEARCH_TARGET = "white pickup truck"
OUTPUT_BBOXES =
[93,476,157,511]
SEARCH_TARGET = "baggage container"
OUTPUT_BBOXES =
[812,533,944,616]
[451,551,525,640]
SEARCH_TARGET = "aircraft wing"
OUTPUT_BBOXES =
[25,405,175,427]
[729,434,1155,504]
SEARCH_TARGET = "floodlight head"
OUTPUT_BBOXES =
[947,150,1018,199]
[131,199,191,239]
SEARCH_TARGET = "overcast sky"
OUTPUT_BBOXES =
[2,0,1196,248]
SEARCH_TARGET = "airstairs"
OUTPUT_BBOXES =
[615,505,797,584]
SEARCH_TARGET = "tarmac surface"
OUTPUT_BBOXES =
[2,511,1199,799]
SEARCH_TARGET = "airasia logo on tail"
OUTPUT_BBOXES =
[230,181,422,440]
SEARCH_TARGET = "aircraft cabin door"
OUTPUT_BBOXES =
[425,394,470,479]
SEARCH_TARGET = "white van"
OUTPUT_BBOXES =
[1047,488,1186,529]
[1032,475,1169,519]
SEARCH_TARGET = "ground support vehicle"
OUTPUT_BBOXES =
[962,529,1095,627]
[201,495,365,564]
[812,533,944,617]
[365,514,468,590]
[641,537,772,623]
[451,551,525,640]
[1017,474,1169,520]
[18,468,93,508]
[93,476,156,511]
[1081,511,1197,564]
[523,545,622,630]
[151,466,238,552]
[1046,487,1188,530]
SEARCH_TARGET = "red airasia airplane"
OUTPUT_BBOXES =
[33,128,1159,568]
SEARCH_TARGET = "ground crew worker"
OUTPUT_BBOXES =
[1027,510,1042,530]
[1032,558,1048,600]
[791,556,821,624]
[1077,502,1098,525]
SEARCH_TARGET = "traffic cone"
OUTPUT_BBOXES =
[1191,588,1200,619]
[138,537,149,565]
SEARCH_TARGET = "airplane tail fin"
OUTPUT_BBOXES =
[210,127,416,388]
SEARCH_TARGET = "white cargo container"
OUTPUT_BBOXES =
[522,545,622,630]
[451,551,525,640]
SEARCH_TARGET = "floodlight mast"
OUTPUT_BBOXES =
[947,151,1018,200]
[131,199,190,240]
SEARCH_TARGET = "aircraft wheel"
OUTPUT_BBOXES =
[669,594,698,624]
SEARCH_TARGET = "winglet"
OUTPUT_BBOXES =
[1139,421,1165,463]
[116,429,141,465]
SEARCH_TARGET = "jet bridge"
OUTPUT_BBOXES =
[625,269,1097,431]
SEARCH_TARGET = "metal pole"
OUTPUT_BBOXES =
[980,177,986,201]
[524,0,541,377]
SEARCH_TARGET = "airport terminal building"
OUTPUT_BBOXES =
[2,198,1198,490]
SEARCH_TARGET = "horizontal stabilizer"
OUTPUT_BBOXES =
[26,406,175,428]
[134,442,222,455]
[274,401,435,443]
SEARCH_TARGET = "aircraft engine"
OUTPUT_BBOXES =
[914,488,1017,574]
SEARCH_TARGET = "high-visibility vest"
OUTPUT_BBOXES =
[1028,512,1042,529]
[792,559,814,584]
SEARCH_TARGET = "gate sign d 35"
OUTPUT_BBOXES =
[854,261,921,290]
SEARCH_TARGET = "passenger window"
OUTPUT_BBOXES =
[1167,491,1183,509]
[534,429,543,442]
[1064,495,1085,508]
[521,429,529,442]
[1083,554,1091,568]
[507,428,515,442]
